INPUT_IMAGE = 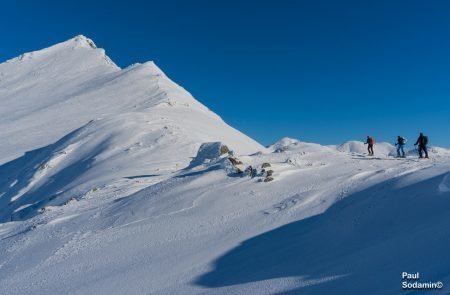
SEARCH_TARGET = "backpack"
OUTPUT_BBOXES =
[422,136,428,145]
[369,137,374,145]
[399,137,406,145]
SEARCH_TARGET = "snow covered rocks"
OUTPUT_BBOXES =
[269,137,300,153]
[188,142,231,168]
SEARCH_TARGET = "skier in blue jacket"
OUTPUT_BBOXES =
[395,136,407,158]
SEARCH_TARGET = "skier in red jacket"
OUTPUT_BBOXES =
[364,136,374,156]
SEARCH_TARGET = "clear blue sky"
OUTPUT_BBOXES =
[1,0,449,147]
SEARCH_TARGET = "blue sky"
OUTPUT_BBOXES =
[1,0,450,147]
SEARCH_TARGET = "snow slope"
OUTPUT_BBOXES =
[1,36,450,295]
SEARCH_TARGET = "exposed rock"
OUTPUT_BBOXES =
[228,157,243,166]
[220,145,230,155]
[63,197,77,206]
[261,163,271,168]
[266,170,274,177]
[264,176,274,182]
[244,166,257,178]
[223,156,246,177]
[39,163,49,170]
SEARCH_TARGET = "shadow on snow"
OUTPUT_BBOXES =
[195,170,450,295]
[123,174,160,179]
[0,125,109,222]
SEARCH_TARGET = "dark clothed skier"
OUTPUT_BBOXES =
[395,136,407,158]
[364,136,374,156]
[414,132,429,159]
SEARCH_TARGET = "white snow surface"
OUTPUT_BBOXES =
[333,140,395,157]
[1,36,450,295]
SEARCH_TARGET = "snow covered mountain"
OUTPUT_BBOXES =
[0,35,263,162]
[0,35,263,222]
[1,36,450,295]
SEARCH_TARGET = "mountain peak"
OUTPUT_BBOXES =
[1,34,113,67]
[1,35,119,75]
[70,34,97,49]
[44,34,98,51]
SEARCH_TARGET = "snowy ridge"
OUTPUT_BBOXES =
[1,36,450,295]
[0,35,262,164]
